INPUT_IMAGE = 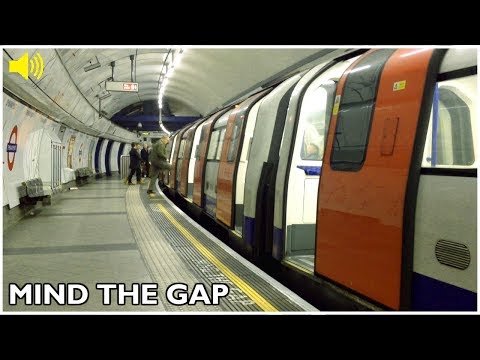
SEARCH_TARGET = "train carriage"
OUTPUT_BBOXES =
[166,48,477,311]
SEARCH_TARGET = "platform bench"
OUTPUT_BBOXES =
[75,167,93,185]
[19,178,52,206]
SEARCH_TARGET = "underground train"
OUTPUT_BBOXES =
[161,48,477,311]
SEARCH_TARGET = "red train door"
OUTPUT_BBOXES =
[315,49,444,310]
[216,90,270,227]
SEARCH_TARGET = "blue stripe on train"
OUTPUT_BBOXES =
[244,219,283,259]
[241,217,477,311]
[412,272,477,311]
[244,216,255,247]
[296,165,322,176]
[273,226,284,260]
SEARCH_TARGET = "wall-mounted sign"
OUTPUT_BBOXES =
[7,125,18,171]
[105,81,139,92]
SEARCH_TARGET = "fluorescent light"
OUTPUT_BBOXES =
[160,122,171,135]
[84,62,101,72]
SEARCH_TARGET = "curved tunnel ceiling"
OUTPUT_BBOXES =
[3,47,338,140]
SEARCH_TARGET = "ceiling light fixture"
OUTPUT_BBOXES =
[84,56,101,72]
[160,122,171,136]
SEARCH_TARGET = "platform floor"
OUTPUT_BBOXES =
[3,176,317,312]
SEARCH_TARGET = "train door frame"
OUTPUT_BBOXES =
[192,108,233,208]
[216,89,272,229]
[203,111,231,217]
[164,130,179,187]
[185,118,208,201]
[170,124,194,189]
[175,130,189,190]
[243,74,302,257]
[179,120,203,197]
[274,50,366,264]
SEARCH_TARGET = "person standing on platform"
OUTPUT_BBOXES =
[127,142,143,185]
[141,143,150,178]
[147,136,171,195]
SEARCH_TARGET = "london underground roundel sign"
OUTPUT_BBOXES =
[7,125,18,171]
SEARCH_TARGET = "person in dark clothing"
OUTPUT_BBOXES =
[127,142,142,185]
[140,143,150,178]
[147,136,172,194]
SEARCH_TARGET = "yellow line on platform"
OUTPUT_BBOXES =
[157,203,278,312]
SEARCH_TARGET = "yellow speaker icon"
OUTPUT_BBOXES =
[9,52,44,80]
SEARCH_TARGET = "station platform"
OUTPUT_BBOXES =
[3,177,317,312]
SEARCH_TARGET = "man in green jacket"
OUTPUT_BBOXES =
[147,135,172,194]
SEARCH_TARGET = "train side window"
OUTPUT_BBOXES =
[216,128,226,160]
[422,75,477,168]
[300,82,336,161]
[197,127,207,160]
[207,130,220,160]
[227,118,242,162]
[330,49,395,171]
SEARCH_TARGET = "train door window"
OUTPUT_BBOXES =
[207,130,220,160]
[227,118,242,162]
[178,139,187,159]
[166,140,173,158]
[300,82,337,161]
[196,128,206,159]
[216,128,226,160]
[168,137,176,162]
[422,75,477,168]
[330,49,396,171]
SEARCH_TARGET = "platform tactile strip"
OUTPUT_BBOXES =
[130,186,316,312]
[126,186,222,312]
